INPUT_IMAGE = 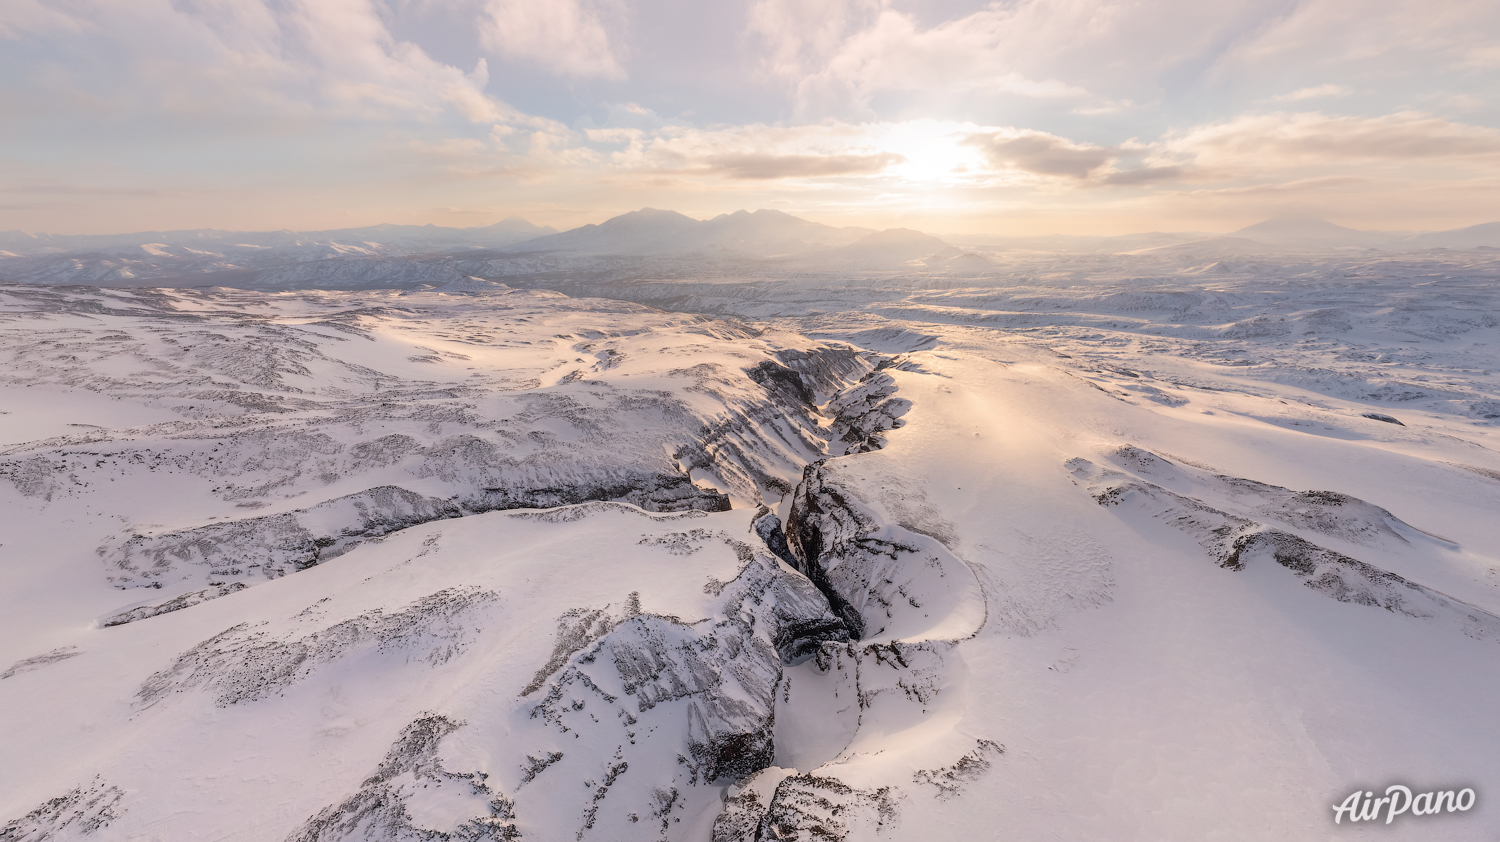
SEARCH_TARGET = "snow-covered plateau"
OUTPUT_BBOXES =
[2,238,1500,840]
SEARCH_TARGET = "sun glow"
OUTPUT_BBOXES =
[877,121,990,185]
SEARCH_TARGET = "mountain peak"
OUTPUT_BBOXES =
[1232,217,1363,239]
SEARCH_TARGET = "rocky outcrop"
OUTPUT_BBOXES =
[714,772,901,842]
[0,777,124,840]
[280,529,855,841]
[287,715,519,842]
[103,583,248,627]
[108,486,468,589]
[783,463,975,643]
[1072,446,1500,638]
[136,587,496,708]
[524,545,850,789]
[824,371,911,457]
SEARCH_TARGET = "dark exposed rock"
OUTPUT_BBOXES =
[106,477,729,597]
[136,587,496,708]
[912,740,1005,800]
[825,371,912,456]
[785,464,952,642]
[753,507,852,663]
[752,507,798,569]
[1227,529,1442,616]
[1361,412,1405,425]
[288,715,519,842]
[746,360,814,407]
[103,583,249,627]
[1074,449,1500,637]
[1,647,81,681]
[520,545,849,816]
[0,777,124,840]
[713,773,901,842]
[771,617,851,667]
[108,486,467,588]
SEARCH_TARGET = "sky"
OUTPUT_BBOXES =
[2,0,1499,236]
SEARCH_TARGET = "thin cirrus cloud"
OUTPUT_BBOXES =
[1,0,1498,233]
[1165,111,1500,166]
[1269,84,1353,102]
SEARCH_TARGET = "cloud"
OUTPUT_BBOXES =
[481,0,625,80]
[1465,45,1500,67]
[3,0,518,126]
[1099,166,1189,186]
[1072,100,1136,116]
[963,131,1115,179]
[429,117,1158,188]
[746,0,877,82]
[750,2,1089,117]
[1167,111,1500,166]
[701,152,905,179]
[1215,0,1500,78]
[432,118,981,184]
[1176,175,1371,197]
[0,179,169,197]
[0,0,87,39]
[742,0,1500,127]
[1270,84,1353,102]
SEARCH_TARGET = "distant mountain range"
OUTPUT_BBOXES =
[1405,221,1500,250]
[964,216,1500,255]
[2,210,1499,288]
[0,217,557,257]
[514,208,874,256]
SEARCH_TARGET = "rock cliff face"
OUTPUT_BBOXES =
[823,371,911,457]
[251,519,857,842]
[0,286,882,628]
[784,462,980,645]
[704,372,994,841]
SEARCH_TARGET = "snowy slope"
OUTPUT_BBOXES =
[3,250,1500,841]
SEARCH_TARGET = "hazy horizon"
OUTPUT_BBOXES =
[4,207,1494,242]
